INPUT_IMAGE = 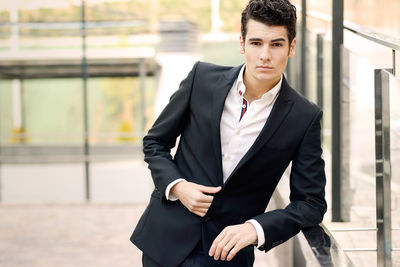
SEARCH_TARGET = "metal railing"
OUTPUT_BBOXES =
[289,6,400,267]
[272,172,354,267]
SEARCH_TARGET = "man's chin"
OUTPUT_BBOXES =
[255,75,279,83]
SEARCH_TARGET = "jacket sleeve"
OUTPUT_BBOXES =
[143,61,200,200]
[253,109,327,252]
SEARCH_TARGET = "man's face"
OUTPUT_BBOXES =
[240,19,296,89]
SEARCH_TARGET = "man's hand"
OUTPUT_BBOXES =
[209,223,258,261]
[171,181,221,217]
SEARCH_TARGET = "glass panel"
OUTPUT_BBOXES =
[0,81,13,144]
[344,29,393,69]
[23,78,84,145]
[322,36,332,152]
[87,76,156,144]
[390,74,400,266]
[327,47,377,266]
[305,30,317,103]
[285,24,302,90]
[344,0,400,38]
[307,16,331,34]
[307,0,331,17]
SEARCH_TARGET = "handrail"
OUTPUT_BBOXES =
[344,22,400,52]
[273,174,354,266]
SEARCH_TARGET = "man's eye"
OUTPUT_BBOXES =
[272,43,283,47]
[250,42,261,46]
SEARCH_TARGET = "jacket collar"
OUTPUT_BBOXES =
[210,65,243,185]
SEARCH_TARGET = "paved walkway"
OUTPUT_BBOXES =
[0,203,285,267]
[0,204,144,267]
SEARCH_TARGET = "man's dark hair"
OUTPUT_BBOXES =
[241,0,297,43]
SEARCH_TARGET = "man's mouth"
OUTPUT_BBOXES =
[257,65,273,69]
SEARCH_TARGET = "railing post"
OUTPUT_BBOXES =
[316,33,324,110]
[374,69,392,267]
[139,59,146,136]
[300,0,307,96]
[81,0,90,201]
[331,0,344,222]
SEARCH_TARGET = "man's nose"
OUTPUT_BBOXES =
[259,46,271,61]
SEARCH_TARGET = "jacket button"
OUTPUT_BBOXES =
[204,216,210,222]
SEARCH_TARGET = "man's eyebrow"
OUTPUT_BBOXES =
[247,37,287,42]
[270,38,286,42]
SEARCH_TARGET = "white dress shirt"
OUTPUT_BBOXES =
[166,65,282,248]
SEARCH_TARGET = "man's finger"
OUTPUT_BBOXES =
[220,240,236,261]
[209,230,227,258]
[197,194,214,203]
[212,236,230,260]
[194,211,206,217]
[209,232,223,257]
[193,201,212,208]
[194,207,209,215]
[226,243,243,261]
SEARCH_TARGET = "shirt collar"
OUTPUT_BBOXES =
[236,65,246,97]
[235,64,282,106]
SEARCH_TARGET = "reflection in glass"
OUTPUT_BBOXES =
[332,47,378,266]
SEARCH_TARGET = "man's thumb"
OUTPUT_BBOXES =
[200,185,222,194]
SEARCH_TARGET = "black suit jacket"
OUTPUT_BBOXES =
[130,61,327,267]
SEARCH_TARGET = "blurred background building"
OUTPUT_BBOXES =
[0,0,399,266]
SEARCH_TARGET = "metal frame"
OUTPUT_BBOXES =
[327,69,397,265]
[374,68,393,267]
[331,0,344,222]
[303,5,400,266]
[139,59,147,137]
[316,33,324,111]
[81,0,90,201]
[300,0,307,96]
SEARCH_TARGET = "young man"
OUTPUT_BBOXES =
[130,0,327,266]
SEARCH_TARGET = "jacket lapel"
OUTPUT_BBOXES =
[211,65,243,185]
[223,76,294,186]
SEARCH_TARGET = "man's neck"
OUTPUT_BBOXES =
[243,72,280,103]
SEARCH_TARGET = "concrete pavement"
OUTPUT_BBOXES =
[0,203,288,267]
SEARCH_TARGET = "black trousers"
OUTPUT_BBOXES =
[142,241,207,267]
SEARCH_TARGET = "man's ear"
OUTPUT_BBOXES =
[239,35,245,54]
[288,38,296,57]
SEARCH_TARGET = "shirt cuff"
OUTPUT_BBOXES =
[165,178,186,201]
[246,219,265,248]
